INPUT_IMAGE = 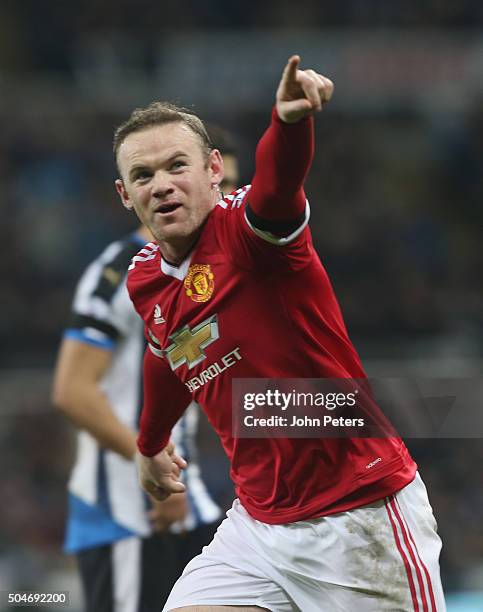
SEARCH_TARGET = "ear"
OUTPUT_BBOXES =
[115,179,133,211]
[208,149,225,187]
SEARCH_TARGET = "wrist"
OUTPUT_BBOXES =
[137,437,167,458]
[273,105,312,125]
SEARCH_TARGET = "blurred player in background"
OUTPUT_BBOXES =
[52,127,239,612]
[115,55,445,611]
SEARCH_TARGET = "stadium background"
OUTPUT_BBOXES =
[0,1,482,610]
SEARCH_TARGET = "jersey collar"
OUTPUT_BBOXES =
[160,253,193,281]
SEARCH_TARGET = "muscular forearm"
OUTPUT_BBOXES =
[249,107,314,223]
[54,380,137,460]
[53,339,137,460]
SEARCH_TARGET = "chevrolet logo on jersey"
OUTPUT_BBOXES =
[165,314,219,370]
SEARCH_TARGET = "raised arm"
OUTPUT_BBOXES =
[248,55,333,232]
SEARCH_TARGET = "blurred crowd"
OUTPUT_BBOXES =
[0,1,482,604]
[1,1,483,76]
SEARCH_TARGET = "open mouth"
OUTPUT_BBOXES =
[154,203,182,215]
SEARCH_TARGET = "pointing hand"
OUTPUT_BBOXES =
[276,55,334,124]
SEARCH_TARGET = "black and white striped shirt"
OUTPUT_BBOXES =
[64,232,220,553]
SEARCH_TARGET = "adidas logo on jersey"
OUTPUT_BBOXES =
[154,304,166,325]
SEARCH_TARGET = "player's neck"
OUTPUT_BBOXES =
[156,199,216,265]
[158,234,200,267]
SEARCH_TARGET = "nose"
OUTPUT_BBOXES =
[151,171,174,198]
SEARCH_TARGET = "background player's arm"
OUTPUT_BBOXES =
[148,494,188,532]
[52,338,137,460]
[53,338,189,526]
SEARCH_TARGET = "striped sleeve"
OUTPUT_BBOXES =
[65,238,142,349]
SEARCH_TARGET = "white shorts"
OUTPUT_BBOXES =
[163,473,445,611]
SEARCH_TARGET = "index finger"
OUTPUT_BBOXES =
[281,54,301,85]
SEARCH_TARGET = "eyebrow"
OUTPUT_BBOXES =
[128,152,190,181]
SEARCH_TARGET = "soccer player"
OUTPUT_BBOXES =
[114,56,446,611]
[52,131,239,612]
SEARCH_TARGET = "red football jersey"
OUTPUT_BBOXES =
[127,185,416,524]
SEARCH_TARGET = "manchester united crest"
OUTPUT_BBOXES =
[184,264,215,303]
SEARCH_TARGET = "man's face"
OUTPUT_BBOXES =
[116,122,223,246]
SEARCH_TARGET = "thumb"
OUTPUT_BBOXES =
[169,480,186,493]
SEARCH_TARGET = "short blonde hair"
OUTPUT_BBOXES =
[113,101,212,170]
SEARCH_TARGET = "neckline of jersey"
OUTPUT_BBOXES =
[160,253,193,281]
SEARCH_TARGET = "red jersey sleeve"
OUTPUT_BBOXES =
[247,106,314,232]
[137,346,192,457]
[212,108,315,272]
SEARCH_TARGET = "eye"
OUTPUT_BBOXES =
[134,170,152,183]
[170,160,187,171]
